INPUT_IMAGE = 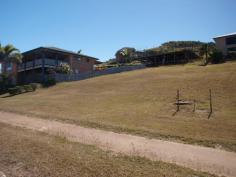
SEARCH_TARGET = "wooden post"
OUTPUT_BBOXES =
[193,99,196,112]
[162,55,165,65]
[208,89,212,119]
[23,58,26,83]
[205,44,208,65]
[173,46,176,64]
[177,89,180,112]
[41,52,46,83]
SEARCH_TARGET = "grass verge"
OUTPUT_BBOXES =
[0,123,217,177]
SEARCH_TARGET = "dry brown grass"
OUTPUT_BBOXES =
[0,62,236,151]
[0,123,217,177]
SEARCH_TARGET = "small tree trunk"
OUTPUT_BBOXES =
[205,44,208,65]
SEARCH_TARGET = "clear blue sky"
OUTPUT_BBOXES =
[1,0,236,61]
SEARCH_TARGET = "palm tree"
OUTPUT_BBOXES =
[0,44,22,73]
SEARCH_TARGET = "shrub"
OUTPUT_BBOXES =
[209,50,224,64]
[16,86,25,93]
[30,83,38,91]
[0,73,11,94]
[227,51,236,60]
[8,86,23,95]
[43,78,56,87]
[8,84,37,95]
[23,85,33,92]
[8,88,19,95]
[56,63,72,74]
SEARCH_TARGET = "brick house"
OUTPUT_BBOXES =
[1,47,99,84]
[213,32,236,56]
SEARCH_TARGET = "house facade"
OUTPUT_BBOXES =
[213,32,236,56]
[1,47,99,84]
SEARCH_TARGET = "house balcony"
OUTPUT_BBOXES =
[18,58,69,72]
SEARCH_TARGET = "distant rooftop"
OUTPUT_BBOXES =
[213,32,236,39]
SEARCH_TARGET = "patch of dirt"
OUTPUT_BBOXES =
[0,171,6,177]
[0,111,235,177]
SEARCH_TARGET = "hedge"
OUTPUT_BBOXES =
[8,84,37,95]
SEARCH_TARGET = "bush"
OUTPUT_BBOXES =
[8,86,23,95]
[30,83,38,91]
[56,63,72,74]
[8,84,37,95]
[23,85,33,92]
[23,84,38,92]
[0,73,12,94]
[16,86,25,93]
[8,88,19,95]
[209,50,224,64]
[43,78,56,87]
[227,51,236,60]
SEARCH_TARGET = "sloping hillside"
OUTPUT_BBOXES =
[0,62,236,151]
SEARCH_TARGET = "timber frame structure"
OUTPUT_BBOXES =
[136,49,198,66]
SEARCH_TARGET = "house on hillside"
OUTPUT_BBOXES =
[136,49,197,67]
[6,47,99,84]
[213,32,236,56]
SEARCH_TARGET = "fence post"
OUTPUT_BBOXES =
[193,99,196,112]
[177,89,180,112]
[208,89,212,119]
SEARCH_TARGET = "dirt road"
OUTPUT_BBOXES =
[0,111,235,177]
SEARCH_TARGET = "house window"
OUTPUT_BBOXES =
[228,47,236,52]
[0,63,2,73]
[6,62,13,71]
[86,58,90,62]
[226,36,236,45]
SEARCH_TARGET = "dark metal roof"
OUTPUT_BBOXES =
[22,46,99,60]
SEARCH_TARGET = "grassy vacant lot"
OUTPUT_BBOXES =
[0,123,216,177]
[0,62,236,151]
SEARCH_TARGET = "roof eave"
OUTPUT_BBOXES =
[213,32,236,39]
[22,47,99,60]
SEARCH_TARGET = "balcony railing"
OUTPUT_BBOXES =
[18,58,69,72]
[35,59,43,66]
[26,61,33,68]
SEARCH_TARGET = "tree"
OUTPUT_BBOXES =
[199,42,217,65]
[115,47,136,63]
[209,49,224,64]
[0,44,22,73]
[56,63,72,74]
[0,73,11,93]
